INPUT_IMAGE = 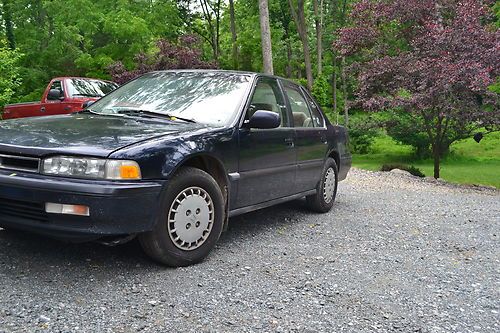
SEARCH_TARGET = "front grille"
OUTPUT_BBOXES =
[0,154,40,173]
[0,198,49,222]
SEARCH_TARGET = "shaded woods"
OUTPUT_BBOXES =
[0,0,499,178]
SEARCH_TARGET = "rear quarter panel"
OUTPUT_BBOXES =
[327,124,351,181]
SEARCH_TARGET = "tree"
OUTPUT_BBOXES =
[278,0,294,78]
[258,0,274,74]
[1,0,15,49]
[228,0,238,69]
[338,0,499,178]
[289,0,313,90]
[0,43,21,108]
[108,35,217,85]
[313,0,324,75]
[178,0,222,61]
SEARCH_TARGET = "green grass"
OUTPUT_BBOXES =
[352,132,500,188]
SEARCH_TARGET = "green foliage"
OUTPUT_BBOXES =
[353,133,500,187]
[347,113,381,154]
[382,111,433,158]
[3,0,184,103]
[488,78,500,94]
[0,43,22,108]
[311,75,330,108]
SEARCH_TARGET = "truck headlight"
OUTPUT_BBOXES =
[41,157,141,180]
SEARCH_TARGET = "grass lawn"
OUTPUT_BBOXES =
[352,132,500,188]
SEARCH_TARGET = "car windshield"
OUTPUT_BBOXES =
[67,78,118,98]
[88,72,252,127]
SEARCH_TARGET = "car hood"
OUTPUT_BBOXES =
[0,113,206,157]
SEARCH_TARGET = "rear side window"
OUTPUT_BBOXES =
[283,85,314,128]
[302,89,325,128]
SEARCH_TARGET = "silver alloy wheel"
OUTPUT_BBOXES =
[323,167,336,203]
[167,186,214,251]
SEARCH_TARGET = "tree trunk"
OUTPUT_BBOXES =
[215,0,221,61]
[333,55,338,124]
[198,0,221,61]
[229,0,238,69]
[279,0,293,78]
[313,0,323,76]
[289,0,313,90]
[341,56,348,126]
[432,144,440,178]
[285,32,292,77]
[2,0,16,50]
[258,0,274,74]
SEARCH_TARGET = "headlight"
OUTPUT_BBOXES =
[42,157,141,180]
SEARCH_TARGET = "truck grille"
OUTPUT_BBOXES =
[0,198,49,223]
[0,154,40,173]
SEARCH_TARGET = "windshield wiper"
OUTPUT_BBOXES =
[73,109,102,115]
[116,109,197,123]
[73,93,102,97]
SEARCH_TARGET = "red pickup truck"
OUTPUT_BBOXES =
[1,77,118,120]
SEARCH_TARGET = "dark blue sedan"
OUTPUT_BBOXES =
[0,70,351,266]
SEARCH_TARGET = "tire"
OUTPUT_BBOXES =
[139,167,225,267]
[306,158,338,213]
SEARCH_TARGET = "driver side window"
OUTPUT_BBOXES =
[247,79,288,127]
[49,81,64,99]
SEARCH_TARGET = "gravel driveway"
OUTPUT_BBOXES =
[0,168,498,333]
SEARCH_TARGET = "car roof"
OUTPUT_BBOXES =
[149,69,301,87]
[52,77,117,84]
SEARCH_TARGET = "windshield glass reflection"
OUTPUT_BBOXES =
[68,79,118,97]
[89,72,252,127]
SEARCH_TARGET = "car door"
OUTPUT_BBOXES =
[41,80,67,116]
[236,77,296,208]
[282,81,328,193]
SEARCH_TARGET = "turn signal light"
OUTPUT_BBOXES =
[45,203,90,216]
[120,165,141,179]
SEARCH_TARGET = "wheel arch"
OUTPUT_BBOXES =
[171,153,230,229]
[327,149,340,170]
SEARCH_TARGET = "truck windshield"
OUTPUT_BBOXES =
[88,72,252,127]
[67,79,119,98]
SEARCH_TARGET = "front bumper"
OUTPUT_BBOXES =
[0,170,165,241]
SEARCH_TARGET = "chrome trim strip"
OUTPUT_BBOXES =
[228,172,240,181]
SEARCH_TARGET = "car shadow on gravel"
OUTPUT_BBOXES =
[0,198,314,274]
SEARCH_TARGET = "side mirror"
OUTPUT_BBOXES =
[47,89,64,101]
[247,110,281,129]
[82,100,95,109]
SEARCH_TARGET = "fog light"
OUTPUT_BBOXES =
[45,203,90,216]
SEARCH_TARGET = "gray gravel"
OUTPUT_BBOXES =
[0,168,499,333]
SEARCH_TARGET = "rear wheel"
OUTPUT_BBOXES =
[306,158,338,213]
[139,167,224,267]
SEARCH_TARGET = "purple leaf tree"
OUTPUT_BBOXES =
[108,34,218,85]
[337,0,499,178]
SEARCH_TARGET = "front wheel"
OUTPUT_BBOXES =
[139,167,225,267]
[306,158,338,213]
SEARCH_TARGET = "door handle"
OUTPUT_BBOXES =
[40,107,46,113]
[284,137,294,147]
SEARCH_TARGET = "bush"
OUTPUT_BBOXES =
[312,75,330,108]
[347,113,381,154]
[382,110,432,158]
[380,163,425,177]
